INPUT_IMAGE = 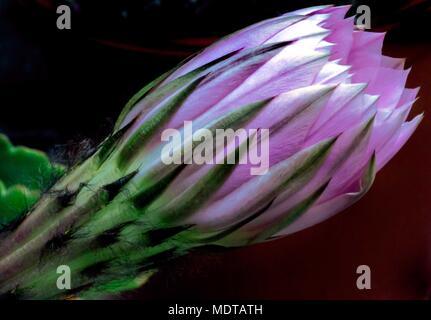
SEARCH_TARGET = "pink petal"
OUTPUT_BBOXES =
[366,67,411,109]
[368,101,414,153]
[213,85,336,200]
[324,17,355,64]
[321,5,351,26]
[265,15,329,44]
[380,56,406,70]
[277,154,376,236]
[168,15,305,80]
[397,87,420,107]
[305,92,378,145]
[194,48,330,127]
[376,114,423,170]
[189,138,335,230]
[165,46,282,131]
[316,117,374,202]
[308,83,367,136]
[313,60,351,84]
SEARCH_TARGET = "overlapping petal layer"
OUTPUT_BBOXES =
[113,5,422,245]
[0,5,423,299]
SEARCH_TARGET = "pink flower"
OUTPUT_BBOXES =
[115,5,422,245]
[0,5,423,299]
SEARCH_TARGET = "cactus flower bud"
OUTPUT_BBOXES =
[0,5,422,299]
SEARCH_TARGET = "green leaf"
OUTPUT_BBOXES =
[0,134,64,227]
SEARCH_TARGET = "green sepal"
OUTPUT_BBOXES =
[249,180,330,244]
[117,76,205,169]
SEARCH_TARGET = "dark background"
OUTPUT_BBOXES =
[1,0,431,299]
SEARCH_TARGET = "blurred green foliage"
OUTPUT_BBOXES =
[0,134,64,228]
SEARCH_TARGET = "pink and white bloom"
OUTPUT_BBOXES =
[114,5,422,245]
[0,5,423,299]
